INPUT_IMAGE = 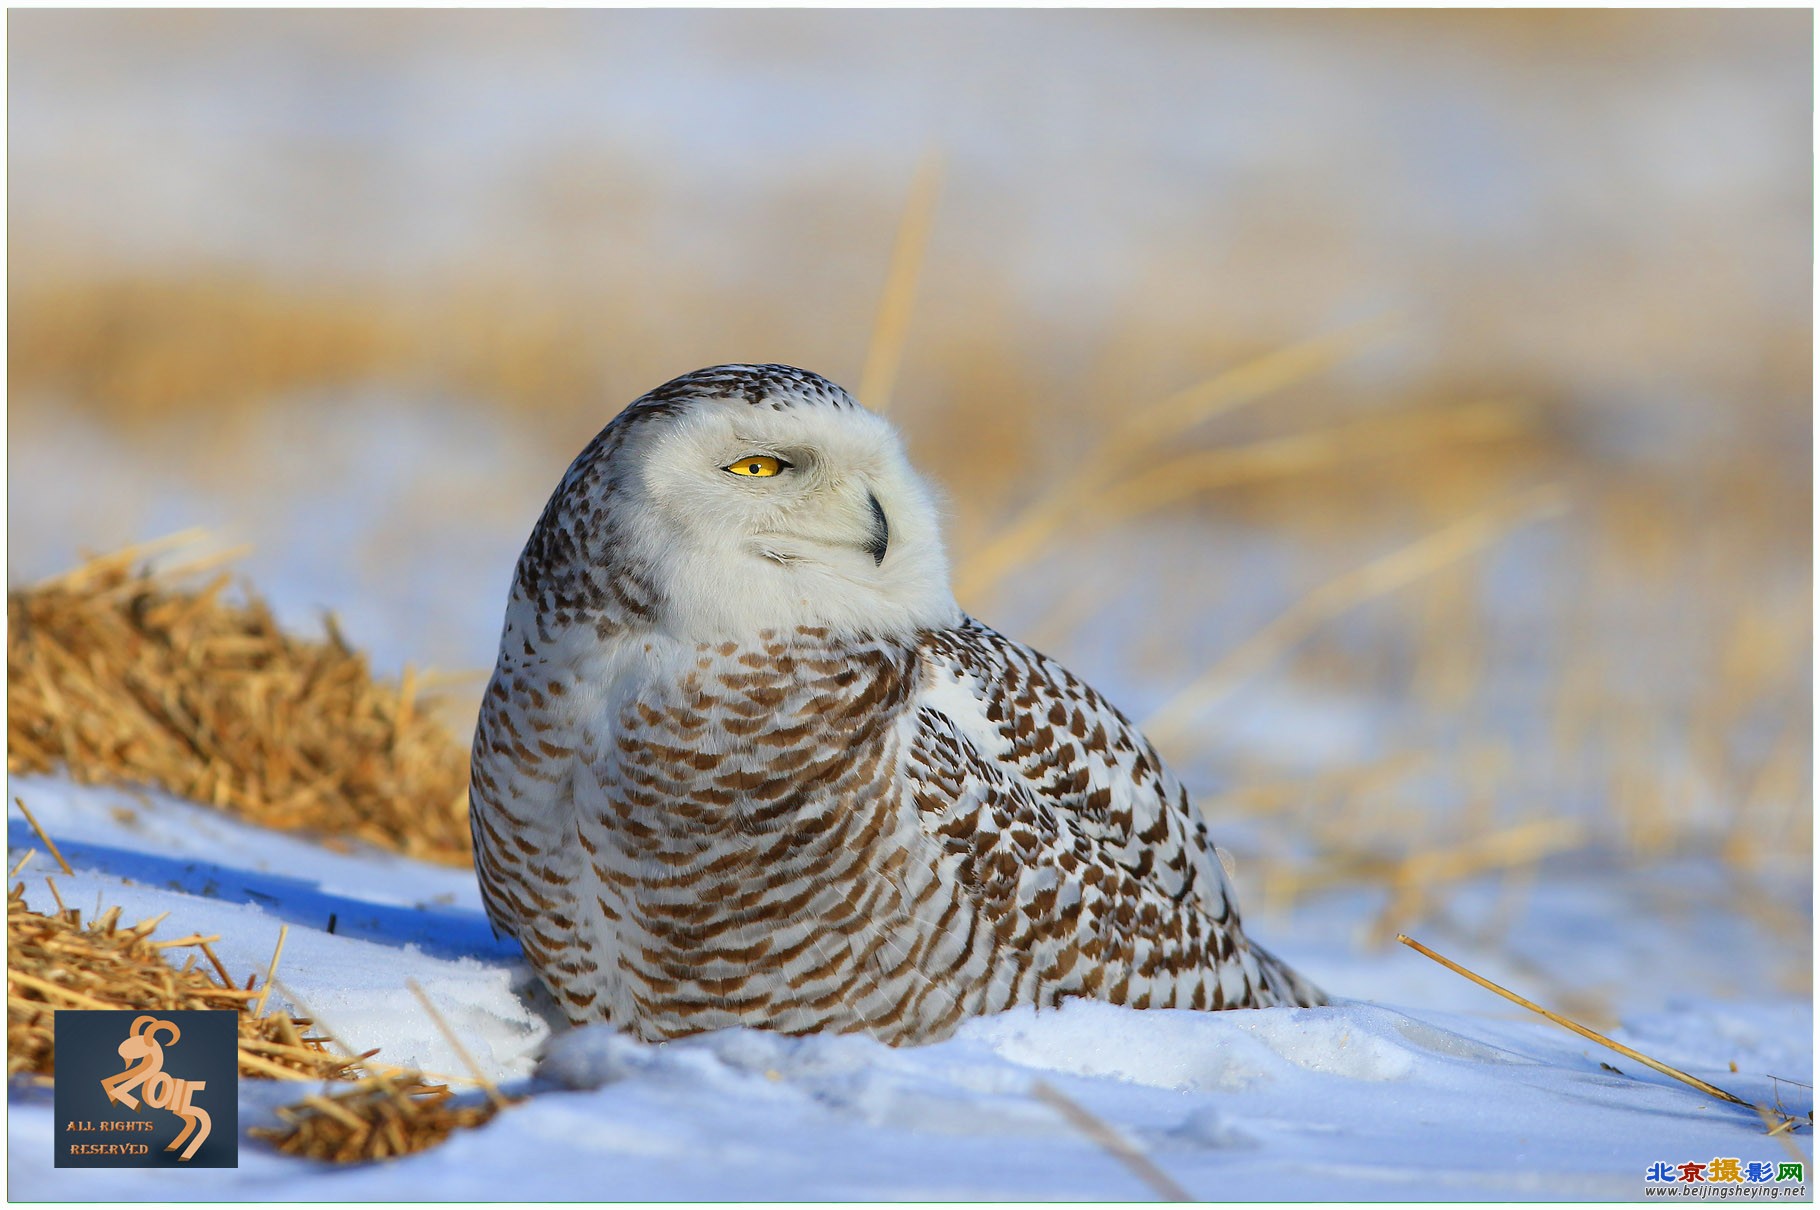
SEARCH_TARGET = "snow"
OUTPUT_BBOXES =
[8,775,1809,1201]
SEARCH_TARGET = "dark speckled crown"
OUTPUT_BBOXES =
[633,364,861,416]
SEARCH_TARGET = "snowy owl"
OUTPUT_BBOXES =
[470,364,1323,1045]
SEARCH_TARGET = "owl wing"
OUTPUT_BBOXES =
[467,592,601,996]
[907,615,1233,914]
[903,616,1321,1009]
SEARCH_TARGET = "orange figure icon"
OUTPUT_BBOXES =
[99,1015,211,1161]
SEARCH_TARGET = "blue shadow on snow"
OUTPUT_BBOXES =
[6,819,522,962]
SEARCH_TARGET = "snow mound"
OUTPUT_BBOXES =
[962,998,1440,1089]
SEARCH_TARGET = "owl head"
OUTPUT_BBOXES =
[519,365,961,643]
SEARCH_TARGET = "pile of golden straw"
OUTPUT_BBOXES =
[251,1073,508,1163]
[9,878,508,1159]
[6,538,473,865]
[6,540,515,1161]
[6,881,360,1083]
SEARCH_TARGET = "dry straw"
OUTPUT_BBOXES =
[1032,1079,1193,1201]
[5,540,510,1162]
[1141,483,1569,749]
[951,317,1412,603]
[7,536,472,865]
[6,880,363,1084]
[8,809,505,1160]
[1398,933,1805,1135]
[250,1073,507,1164]
[859,152,944,414]
[248,976,516,1162]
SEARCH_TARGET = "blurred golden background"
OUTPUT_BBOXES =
[8,10,1811,1007]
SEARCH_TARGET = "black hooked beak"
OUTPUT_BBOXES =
[865,492,889,566]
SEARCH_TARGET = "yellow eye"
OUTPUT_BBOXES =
[725,455,787,478]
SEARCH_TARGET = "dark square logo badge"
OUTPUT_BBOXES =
[54,1010,239,1168]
